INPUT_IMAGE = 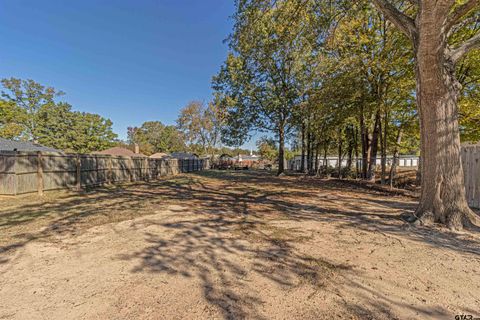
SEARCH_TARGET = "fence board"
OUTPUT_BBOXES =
[0,151,209,195]
[463,146,480,209]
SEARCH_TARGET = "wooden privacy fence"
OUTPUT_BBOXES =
[462,145,480,209]
[0,151,210,195]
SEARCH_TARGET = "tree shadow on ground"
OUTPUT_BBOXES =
[0,170,478,318]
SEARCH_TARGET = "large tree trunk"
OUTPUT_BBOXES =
[414,5,476,230]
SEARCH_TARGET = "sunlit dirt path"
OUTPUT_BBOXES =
[1,171,479,319]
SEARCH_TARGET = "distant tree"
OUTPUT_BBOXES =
[256,137,278,162]
[35,102,117,153]
[128,121,185,155]
[70,112,117,153]
[176,101,222,156]
[1,78,64,141]
[0,99,27,139]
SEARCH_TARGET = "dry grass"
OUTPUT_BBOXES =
[1,170,479,320]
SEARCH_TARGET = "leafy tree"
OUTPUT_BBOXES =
[176,101,222,156]
[213,0,321,174]
[1,78,64,141]
[70,112,117,153]
[372,0,480,229]
[35,102,117,153]
[128,121,185,155]
[256,136,278,162]
[0,99,27,139]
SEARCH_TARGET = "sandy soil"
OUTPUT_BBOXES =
[1,171,479,320]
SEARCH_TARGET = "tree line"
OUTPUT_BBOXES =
[213,0,480,230]
[0,78,117,153]
[0,78,250,158]
[127,100,253,157]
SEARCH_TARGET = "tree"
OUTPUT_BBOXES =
[372,0,480,229]
[70,112,117,153]
[213,0,321,174]
[176,101,222,156]
[256,136,278,162]
[35,102,117,153]
[0,100,27,139]
[1,78,64,142]
[128,121,185,155]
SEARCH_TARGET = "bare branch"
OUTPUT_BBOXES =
[405,0,418,5]
[450,32,480,63]
[446,0,480,32]
[371,0,417,40]
[448,12,480,37]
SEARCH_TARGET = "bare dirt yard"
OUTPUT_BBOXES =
[1,170,479,320]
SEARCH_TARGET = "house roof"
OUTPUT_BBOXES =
[95,147,146,157]
[0,138,61,153]
[238,154,260,161]
[170,152,199,159]
[149,152,171,159]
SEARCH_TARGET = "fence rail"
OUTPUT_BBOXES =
[0,151,209,195]
[462,146,480,209]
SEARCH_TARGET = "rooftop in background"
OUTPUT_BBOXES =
[94,147,146,157]
[0,138,61,153]
[170,152,199,159]
[149,152,171,159]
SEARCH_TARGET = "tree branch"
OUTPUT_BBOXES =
[450,32,480,63]
[446,0,480,32]
[371,0,417,40]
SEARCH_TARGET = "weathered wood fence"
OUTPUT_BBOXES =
[0,151,209,195]
[462,145,480,209]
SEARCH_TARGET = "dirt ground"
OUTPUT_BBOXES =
[1,170,479,320]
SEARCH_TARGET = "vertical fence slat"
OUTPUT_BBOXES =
[37,151,44,196]
[0,152,207,195]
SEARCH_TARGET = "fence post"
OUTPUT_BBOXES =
[144,157,149,181]
[37,151,44,196]
[108,156,113,184]
[76,154,81,191]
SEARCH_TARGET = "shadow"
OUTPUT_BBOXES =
[1,169,479,318]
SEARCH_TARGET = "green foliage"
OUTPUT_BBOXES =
[1,78,117,152]
[1,78,64,141]
[35,102,117,153]
[176,101,222,155]
[0,99,27,139]
[256,136,278,161]
[128,121,185,155]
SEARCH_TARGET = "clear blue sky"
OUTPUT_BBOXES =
[0,0,259,147]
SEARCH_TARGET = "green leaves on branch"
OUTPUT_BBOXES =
[0,78,117,153]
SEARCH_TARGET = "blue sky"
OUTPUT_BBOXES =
[0,0,260,147]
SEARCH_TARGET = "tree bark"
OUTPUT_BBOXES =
[367,111,381,181]
[380,111,388,184]
[372,0,480,229]
[337,129,343,179]
[300,121,306,173]
[389,128,402,188]
[413,3,476,229]
[360,109,369,179]
[278,125,285,175]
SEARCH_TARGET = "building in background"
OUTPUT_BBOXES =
[0,138,61,153]
[170,152,199,159]
[95,144,146,157]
